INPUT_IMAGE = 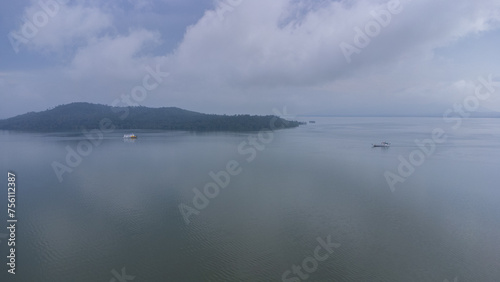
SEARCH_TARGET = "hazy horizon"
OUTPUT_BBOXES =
[1,101,500,120]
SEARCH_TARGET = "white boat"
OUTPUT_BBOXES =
[372,141,390,148]
[123,133,137,139]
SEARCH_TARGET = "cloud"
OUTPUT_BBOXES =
[136,0,499,115]
[2,0,500,118]
[69,29,162,79]
[167,0,500,87]
[10,0,112,54]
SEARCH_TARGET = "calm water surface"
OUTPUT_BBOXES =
[1,117,500,281]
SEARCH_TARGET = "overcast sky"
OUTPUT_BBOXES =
[1,0,500,118]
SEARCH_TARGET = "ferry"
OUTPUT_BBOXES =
[123,134,137,139]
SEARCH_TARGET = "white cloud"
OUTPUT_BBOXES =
[3,0,500,118]
[137,0,499,114]
[11,0,112,53]
[69,29,162,79]
[167,0,500,87]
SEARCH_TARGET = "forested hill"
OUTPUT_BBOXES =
[0,103,303,132]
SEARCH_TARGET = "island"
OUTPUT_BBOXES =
[0,102,304,132]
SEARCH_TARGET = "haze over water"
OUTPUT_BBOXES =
[1,117,500,281]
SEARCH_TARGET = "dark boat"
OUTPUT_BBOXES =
[372,141,390,148]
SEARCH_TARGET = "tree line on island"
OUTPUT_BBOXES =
[0,102,304,132]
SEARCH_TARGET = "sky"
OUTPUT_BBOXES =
[1,0,500,119]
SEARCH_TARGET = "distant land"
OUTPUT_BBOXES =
[0,102,304,132]
[299,113,500,118]
[299,106,500,118]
